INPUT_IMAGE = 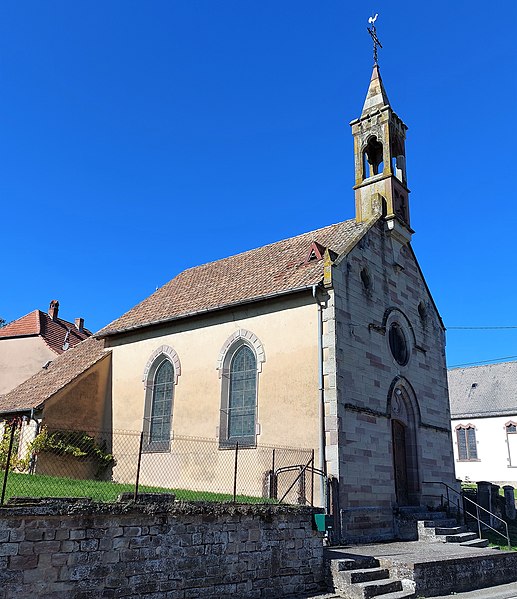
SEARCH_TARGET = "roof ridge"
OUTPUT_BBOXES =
[448,360,517,372]
[99,217,365,337]
[178,219,355,274]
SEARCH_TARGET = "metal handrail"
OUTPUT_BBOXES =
[423,481,511,550]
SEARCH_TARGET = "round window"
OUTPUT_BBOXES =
[388,322,409,366]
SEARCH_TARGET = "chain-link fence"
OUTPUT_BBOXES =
[0,419,321,506]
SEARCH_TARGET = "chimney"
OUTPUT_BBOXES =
[75,317,84,332]
[48,300,59,321]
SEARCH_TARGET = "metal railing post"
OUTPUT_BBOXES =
[134,431,144,501]
[310,449,314,507]
[269,448,276,499]
[233,442,239,503]
[1,423,17,505]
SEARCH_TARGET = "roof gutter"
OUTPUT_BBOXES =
[97,284,322,338]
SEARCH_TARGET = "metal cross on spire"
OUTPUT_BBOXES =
[367,13,382,66]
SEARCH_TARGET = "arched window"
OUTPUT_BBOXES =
[506,422,517,467]
[143,358,174,452]
[219,342,259,446]
[228,345,257,441]
[456,425,478,461]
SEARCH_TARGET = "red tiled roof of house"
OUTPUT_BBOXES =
[100,219,369,336]
[0,336,109,414]
[0,310,91,354]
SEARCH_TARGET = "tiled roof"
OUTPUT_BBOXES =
[100,219,368,336]
[448,361,517,419]
[0,310,91,354]
[0,337,110,414]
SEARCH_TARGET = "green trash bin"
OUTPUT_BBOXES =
[313,513,333,532]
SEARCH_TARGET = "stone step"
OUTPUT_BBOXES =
[419,518,458,528]
[435,525,468,535]
[351,579,403,599]
[444,532,478,543]
[369,591,415,599]
[331,556,380,572]
[342,567,390,584]
[460,537,490,548]
[398,510,448,520]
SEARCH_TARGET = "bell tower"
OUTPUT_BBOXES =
[350,59,413,244]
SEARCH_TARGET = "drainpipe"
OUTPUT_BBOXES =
[312,285,327,508]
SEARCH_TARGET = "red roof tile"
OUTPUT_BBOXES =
[0,310,41,337]
[100,219,368,336]
[0,310,91,354]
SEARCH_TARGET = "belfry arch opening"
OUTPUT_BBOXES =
[390,136,407,184]
[362,136,384,180]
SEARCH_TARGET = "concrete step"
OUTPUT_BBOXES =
[435,525,468,535]
[351,579,403,599]
[342,567,390,584]
[444,532,478,543]
[460,537,490,548]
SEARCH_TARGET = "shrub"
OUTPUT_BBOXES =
[0,423,30,472]
[30,428,116,477]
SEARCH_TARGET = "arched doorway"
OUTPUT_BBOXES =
[388,380,421,506]
[392,419,409,505]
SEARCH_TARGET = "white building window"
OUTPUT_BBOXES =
[506,422,517,467]
[456,425,478,461]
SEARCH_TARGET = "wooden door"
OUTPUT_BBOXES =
[392,420,409,506]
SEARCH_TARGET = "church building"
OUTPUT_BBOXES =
[1,62,457,542]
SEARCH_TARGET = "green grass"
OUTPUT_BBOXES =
[483,524,517,551]
[1,472,277,505]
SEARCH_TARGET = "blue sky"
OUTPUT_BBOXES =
[1,1,516,368]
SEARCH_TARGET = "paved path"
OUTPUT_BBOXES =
[430,581,517,598]
[293,582,517,598]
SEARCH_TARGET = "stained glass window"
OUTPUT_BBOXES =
[149,360,173,445]
[228,345,256,442]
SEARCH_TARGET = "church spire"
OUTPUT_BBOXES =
[350,15,413,245]
[361,65,390,116]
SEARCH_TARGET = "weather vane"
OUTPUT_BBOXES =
[367,13,382,66]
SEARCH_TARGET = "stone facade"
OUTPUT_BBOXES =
[0,500,325,599]
[321,220,458,542]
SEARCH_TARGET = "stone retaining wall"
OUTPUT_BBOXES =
[0,499,325,599]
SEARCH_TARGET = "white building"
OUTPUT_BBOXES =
[448,361,517,486]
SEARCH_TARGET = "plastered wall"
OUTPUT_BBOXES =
[452,415,517,486]
[0,337,56,394]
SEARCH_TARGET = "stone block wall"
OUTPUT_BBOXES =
[0,499,325,599]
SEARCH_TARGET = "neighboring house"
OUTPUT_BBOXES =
[0,300,91,394]
[448,361,517,486]
[1,65,458,543]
